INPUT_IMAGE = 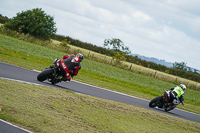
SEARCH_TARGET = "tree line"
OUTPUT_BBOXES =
[0,9,199,83]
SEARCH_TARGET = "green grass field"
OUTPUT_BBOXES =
[0,79,200,133]
[0,34,200,132]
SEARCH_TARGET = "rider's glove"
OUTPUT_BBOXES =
[66,79,71,83]
[172,98,180,105]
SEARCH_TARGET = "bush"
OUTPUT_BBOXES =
[4,8,57,40]
[0,14,10,24]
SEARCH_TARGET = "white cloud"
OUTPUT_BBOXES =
[132,11,151,21]
[0,0,200,69]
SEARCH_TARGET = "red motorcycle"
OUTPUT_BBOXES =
[37,61,68,85]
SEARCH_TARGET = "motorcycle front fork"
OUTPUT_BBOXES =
[47,69,58,82]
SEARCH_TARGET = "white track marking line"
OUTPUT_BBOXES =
[0,119,32,133]
[0,77,41,86]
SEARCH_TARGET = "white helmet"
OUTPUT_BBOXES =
[76,53,84,62]
[180,84,186,91]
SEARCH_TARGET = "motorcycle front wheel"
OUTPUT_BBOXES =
[37,69,54,82]
[149,96,163,108]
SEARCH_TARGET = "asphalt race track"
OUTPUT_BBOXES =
[0,119,31,133]
[0,62,200,132]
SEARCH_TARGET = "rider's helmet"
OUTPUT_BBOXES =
[180,84,186,91]
[76,53,84,62]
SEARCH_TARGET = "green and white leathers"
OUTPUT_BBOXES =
[173,86,185,98]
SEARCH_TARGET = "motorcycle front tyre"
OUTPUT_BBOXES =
[149,96,163,108]
[37,69,53,82]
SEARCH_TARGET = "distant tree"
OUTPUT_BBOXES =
[103,38,131,54]
[4,8,57,40]
[173,62,187,71]
[194,69,198,74]
[112,51,127,64]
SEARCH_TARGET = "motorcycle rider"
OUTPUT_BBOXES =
[169,84,186,108]
[50,53,84,83]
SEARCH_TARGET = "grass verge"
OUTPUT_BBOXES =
[0,79,200,133]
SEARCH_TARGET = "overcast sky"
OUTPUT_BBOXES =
[1,0,200,69]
